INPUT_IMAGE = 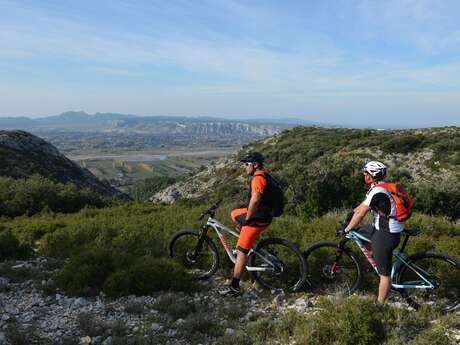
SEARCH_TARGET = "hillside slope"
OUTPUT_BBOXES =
[153,126,460,219]
[0,130,125,200]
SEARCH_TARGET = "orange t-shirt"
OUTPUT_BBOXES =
[251,170,267,194]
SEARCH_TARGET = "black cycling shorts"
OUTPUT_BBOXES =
[357,225,401,276]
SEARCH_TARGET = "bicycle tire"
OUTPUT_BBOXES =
[249,237,308,293]
[396,251,460,312]
[304,240,362,295]
[168,229,220,280]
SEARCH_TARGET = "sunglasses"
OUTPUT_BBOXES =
[243,162,253,167]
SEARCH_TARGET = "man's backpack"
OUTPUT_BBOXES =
[254,172,285,217]
[375,182,413,222]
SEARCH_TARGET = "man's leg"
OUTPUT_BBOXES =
[233,249,248,280]
[372,230,400,304]
[219,218,266,297]
[377,275,391,304]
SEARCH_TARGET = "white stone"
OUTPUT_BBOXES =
[175,318,185,325]
[151,323,162,331]
[79,336,91,345]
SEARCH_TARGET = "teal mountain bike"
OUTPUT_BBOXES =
[304,216,460,312]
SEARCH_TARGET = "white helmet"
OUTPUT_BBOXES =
[363,161,387,179]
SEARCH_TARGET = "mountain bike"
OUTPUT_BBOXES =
[304,216,460,312]
[168,199,308,292]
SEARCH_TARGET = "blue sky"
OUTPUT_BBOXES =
[1,0,460,126]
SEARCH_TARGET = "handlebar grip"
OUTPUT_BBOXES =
[336,227,343,236]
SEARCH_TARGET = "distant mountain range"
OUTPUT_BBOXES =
[0,111,321,151]
[0,111,316,134]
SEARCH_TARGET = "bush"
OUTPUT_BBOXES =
[129,176,178,201]
[103,257,193,297]
[0,175,105,218]
[55,247,114,296]
[0,229,32,260]
[414,179,460,220]
[55,246,194,297]
[295,297,385,345]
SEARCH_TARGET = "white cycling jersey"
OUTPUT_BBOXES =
[363,184,404,234]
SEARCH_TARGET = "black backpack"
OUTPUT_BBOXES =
[254,172,285,217]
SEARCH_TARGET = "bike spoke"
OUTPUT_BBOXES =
[250,239,307,292]
[398,253,460,312]
[305,242,361,295]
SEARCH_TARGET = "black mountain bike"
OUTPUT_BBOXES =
[168,200,308,292]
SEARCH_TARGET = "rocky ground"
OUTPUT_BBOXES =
[1,258,459,345]
[0,257,316,345]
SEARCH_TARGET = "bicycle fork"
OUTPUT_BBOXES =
[327,239,350,276]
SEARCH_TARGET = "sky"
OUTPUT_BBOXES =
[1,0,460,127]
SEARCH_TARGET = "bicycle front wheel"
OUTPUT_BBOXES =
[249,237,307,293]
[304,240,362,295]
[396,252,460,312]
[168,229,220,280]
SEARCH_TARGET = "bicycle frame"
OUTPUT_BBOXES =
[345,231,436,290]
[204,217,280,273]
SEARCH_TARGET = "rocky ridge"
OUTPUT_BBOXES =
[151,145,458,205]
[0,130,125,200]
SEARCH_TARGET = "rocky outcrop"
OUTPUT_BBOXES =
[151,157,240,203]
[0,130,125,200]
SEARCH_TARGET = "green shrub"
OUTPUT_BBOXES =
[55,247,114,296]
[408,326,450,345]
[103,256,193,297]
[55,245,194,297]
[153,293,197,320]
[381,135,425,154]
[414,179,460,220]
[0,229,31,260]
[0,175,105,218]
[129,176,178,201]
[77,312,108,337]
[294,297,385,345]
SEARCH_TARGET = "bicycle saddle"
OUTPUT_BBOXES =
[404,228,421,236]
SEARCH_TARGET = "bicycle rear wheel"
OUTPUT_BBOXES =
[304,240,362,295]
[396,252,460,312]
[249,237,307,293]
[168,229,219,280]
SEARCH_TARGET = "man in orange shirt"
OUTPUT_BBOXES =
[219,152,272,297]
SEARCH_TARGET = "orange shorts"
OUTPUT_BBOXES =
[230,208,270,253]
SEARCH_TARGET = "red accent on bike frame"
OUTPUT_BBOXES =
[357,240,377,269]
[218,233,231,252]
[331,261,337,273]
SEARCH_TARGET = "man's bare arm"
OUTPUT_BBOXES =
[246,192,262,222]
[344,202,370,232]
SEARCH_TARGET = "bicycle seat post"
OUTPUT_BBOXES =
[399,232,410,254]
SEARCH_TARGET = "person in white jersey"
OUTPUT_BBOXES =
[343,161,403,305]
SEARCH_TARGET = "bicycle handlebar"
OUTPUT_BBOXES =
[198,198,223,220]
[336,211,355,237]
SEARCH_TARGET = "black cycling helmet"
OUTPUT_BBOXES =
[239,151,265,163]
